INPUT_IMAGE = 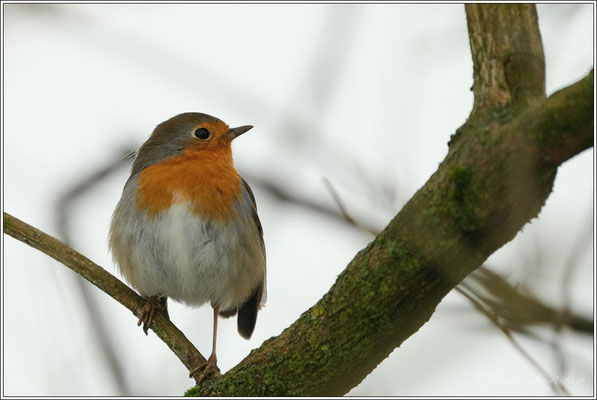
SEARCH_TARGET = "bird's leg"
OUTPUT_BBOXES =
[189,306,221,383]
[137,295,167,335]
[158,295,169,320]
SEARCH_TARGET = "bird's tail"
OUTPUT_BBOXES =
[237,283,263,339]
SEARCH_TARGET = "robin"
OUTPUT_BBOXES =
[109,112,266,382]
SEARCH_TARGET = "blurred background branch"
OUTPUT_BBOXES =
[455,285,569,396]
[55,147,135,395]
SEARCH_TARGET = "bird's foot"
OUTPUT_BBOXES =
[189,353,220,384]
[137,295,166,335]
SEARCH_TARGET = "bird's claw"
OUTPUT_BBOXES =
[189,353,220,384]
[137,296,162,335]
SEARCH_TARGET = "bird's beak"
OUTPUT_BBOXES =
[226,125,253,140]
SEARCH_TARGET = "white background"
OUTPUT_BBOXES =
[2,3,594,396]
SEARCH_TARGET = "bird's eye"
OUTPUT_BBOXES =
[194,128,210,140]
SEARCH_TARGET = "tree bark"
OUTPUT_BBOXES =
[185,4,593,396]
[466,4,546,112]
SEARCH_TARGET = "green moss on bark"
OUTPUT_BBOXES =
[185,8,593,396]
[447,165,480,233]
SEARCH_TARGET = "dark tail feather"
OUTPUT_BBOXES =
[219,308,237,318]
[237,283,263,339]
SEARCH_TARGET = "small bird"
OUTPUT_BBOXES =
[109,112,266,381]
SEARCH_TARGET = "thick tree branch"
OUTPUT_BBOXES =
[2,212,211,385]
[186,68,592,396]
[466,4,545,112]
[184,4,593,395]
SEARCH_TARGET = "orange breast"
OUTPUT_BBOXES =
[135,146,242,222]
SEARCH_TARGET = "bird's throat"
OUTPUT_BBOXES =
[135,147,242,222]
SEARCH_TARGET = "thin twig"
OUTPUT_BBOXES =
[553,210,594,377]
[456,285,570,396]
[322,177,380,236]
[2,212,211,385]
[465,267,593,333]
[242,171,382,234]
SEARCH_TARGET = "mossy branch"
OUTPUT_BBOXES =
[186,68,593,396]
[185,4,593,396]
[2,212,210,385]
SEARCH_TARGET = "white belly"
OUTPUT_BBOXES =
[111,197,266,311]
